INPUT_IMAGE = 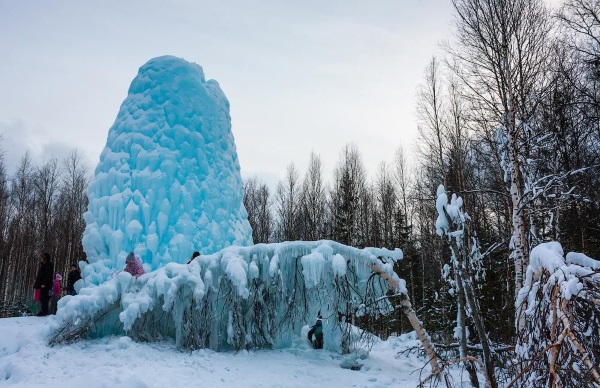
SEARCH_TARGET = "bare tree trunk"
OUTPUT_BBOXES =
[449,0,552,298]
[370,263,443,377]
[455,272,480,387]
[448,238,497,388]
[507,95,528,292]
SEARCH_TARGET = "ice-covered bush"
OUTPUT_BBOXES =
[50,241,403,354]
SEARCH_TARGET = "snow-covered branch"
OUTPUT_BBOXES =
[515,242,600,387]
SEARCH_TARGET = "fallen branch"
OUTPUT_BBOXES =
[444,356,490,388]
[371,263,442,377]
[508,341,564,388]
[49,299,122,346]
[434,342,515,353]
[559,298,600,384]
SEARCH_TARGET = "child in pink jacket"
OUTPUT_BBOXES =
[124,252,145,278]
[50,273,62,315]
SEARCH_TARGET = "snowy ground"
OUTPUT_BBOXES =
[0,317,447,388]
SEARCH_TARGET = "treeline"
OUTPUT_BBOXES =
[0,148,88,312]
[244,146,424,335]
[244,0,600,348]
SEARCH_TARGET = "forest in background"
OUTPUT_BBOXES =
[0,0,599,386]
[243,0,600,347]
[0,150,87,316]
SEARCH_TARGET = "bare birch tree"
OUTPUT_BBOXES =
[243,177,272,244]
[274,163,302,242]
[300,152,327,241]
[449,0,553,293]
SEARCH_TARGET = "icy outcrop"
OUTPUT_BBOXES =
[51,241,404,353]
[82,56,252,279]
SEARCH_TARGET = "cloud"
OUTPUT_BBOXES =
[0,119,37,173]
[0,119,92,175]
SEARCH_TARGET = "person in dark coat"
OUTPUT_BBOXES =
[307,314,324,349]
[187,251,200,264]
[34,252,54,316]
[66,263,81,296]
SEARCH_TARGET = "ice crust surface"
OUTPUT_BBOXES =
[82,56,252,280]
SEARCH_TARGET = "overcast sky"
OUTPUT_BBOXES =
[0,1,554,187]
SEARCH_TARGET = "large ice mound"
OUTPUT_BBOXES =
[82,56,253,277]
[51,241,404,353]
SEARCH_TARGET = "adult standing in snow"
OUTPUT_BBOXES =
[307,314,324,349]
[187,251,200,264]
[124,252,145,278]
[34,252,54,316]
[49,273,62,314]
[66,263,81,296]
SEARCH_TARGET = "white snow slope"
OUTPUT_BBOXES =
[0,317,444,388]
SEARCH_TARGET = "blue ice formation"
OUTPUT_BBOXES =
[52,241,404,353]
[82,56,253,277]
